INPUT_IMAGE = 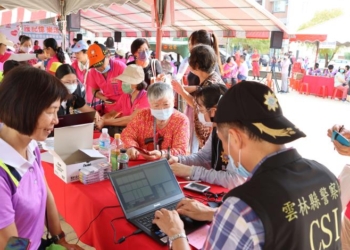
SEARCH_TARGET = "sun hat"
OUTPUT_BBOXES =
[116,64,145,84]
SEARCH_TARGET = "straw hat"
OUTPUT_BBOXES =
[0,34,14,46]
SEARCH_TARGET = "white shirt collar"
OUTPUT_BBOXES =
[78,60,89,71]
[0,138,37,176]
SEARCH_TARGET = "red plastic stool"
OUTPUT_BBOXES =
[332,88,345,100]
[299,82,309,95]
[318,85,328,98]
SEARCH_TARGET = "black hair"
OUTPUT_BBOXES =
[346,65,350,71]
[34,40,39,45]
[18,35,24,42]
[189,30,222,72]
[0,66,68,135]
[106,37,114,48]
[136,81,147,91]
[73,38,78,42]
[20,35,31,45]
[189,44,217,73]
[43,38,65,63]
[194,84,227,109]
[240,55,246,61]
[3,60,20,76]
[226,56,233,64]
[328,64,334,70]
[315,63,319,68]
[87,40,91,45]
[34,49,43,54]
[55,64,77,80]
[130,38,149,55]
[94,41,99,44]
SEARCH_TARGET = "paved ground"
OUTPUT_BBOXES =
[274,86,350,177]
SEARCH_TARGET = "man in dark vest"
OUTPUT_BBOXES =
[152,81,342,250]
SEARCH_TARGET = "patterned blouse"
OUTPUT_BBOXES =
[121,108,189,156]
[194,72,225,147]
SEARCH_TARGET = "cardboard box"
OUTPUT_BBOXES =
[50,123,107,183]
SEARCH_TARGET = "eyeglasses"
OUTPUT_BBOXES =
[204,191,226,202]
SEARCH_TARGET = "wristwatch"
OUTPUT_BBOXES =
[52,231,65,244]
[168,232,187,249]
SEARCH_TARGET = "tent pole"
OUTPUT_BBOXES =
[315,41,319,66]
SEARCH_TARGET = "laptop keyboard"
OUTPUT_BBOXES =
[136,203,177,229]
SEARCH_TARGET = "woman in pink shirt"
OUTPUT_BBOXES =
[43,38,65,75]
[0,33,44,63]
[95,64,149,130]
[70,40,93,104]
[222,56,237,86]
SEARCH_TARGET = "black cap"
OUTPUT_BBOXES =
[215,81,306,144]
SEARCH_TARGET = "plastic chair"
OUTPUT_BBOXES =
[295,80,301,91]
[318,86,328,98]
[299,82,309,95]
[332,88,346,100]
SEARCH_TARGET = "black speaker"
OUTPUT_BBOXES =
[114,31,122,43]
[76,33,83,41]
[270,31,283,49]
[67,11,81,32]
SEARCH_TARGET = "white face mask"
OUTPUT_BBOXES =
[21,47,31,53]
[64,84,78,94]
[198,112,213,127]
[151,107,173,121]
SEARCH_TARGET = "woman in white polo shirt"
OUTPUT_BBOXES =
[0,66,82,250]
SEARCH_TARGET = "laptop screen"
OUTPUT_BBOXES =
[109,159,184,218]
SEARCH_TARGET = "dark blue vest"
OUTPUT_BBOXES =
[224,149,342,250]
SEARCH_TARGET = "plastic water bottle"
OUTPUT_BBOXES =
[99,128,110,161]
[110,133,124,171]
[117,149,129,170]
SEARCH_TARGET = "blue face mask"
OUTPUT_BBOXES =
[227,134,250,178]
[340,69,345,73]
[97,64,110,74]
[138,50,150,61]
[151,107,173,121]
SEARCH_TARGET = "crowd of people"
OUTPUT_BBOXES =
[0,29,348,250]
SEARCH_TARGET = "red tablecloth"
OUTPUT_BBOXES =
[43,160,227,250]
[302,75,337,97]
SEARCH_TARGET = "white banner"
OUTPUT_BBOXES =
[319,41,336,49]
[0,24,20,44]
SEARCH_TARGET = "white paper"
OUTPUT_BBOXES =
[80,149,106,158]
[40,137,54,151]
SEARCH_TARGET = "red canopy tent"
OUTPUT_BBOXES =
[0,0,289,58]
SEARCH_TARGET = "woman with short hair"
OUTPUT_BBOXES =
[127,38,163,86]
[0,66,82,250]
[172,44,224,149]
[122,82,189,160]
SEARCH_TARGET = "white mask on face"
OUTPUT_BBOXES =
[198,112,213,127]
[151,107,173,121]
[21,47,31,53]
[64,84,78,94]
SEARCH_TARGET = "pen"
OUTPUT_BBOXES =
[167,146,170,160]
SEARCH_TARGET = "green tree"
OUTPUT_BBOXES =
[228,38,270,54]
[299,8,343,67]
[298,8,343,31]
